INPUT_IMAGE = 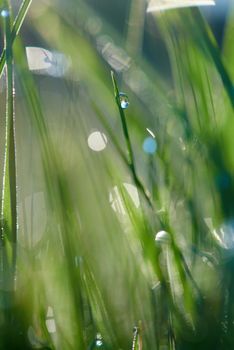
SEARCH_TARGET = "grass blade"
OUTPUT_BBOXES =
[111,71,153,208]
[190,8,234,109]
[0,0,32,78]
[0,0,17,301]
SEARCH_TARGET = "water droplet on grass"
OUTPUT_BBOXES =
[119,92,129,109]
[96,339,103,347]
[143,137,157,154]
[92,333,104,348]
[155,230,170,244]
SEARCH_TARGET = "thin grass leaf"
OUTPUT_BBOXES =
[0,0,32,78]
[14,38,87,349]
[131,323,143,350]
[222,1,234,81]
[190,8,234,109]
[0,0,17,302]
[111,71,153,208]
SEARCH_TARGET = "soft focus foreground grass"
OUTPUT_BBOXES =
[0,0,234,349]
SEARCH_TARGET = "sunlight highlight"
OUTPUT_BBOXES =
[26,47,71,77]
[147,0,215,12]
[109,183,140,214]
[87,131,108,152]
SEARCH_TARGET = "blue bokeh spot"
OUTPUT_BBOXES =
[143,137,157,154]
[1,9,9,18]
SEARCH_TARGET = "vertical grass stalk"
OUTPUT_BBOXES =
[0,0,17,302]
[111,71,153,208]
[0,0,32,78]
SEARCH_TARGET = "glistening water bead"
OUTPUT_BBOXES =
[95,340,103,347]
[119,92,129,109]
[90,333,105,349]
[143,137,157,154]
[155,230,171,244]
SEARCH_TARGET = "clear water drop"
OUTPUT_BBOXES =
[119,92,129,109]
[1,9,9,17]
[90,333,105,349]
[143,137,157,154]
[96,339,103,347]
[155,230,170,244]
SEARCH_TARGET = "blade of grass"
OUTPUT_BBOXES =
[111,71,153,208]
[190,8,234,109]
[132,323,143,350]
[222,2,234,81]
[125,0,146,56]
[111,72,203,317]
[0,0,32,78]
[14,38,87,348]
[0,0,17,299]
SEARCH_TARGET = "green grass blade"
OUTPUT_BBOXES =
[0,0,17,296]
[131,325,143,350]
[111,71,137,173]
[111,71,153,208]
[191,8,234,109]
[0,0,32,78]
[223,2,234,81]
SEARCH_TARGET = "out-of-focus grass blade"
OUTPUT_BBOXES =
[0,0,17,306]
[125,0,146,56]
[131,325,142,350]
[190,8,234,108]
[222,2,234,81]
[14,38,87,349]
[113,70,202,324]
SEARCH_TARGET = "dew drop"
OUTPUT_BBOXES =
[1,9,9,17]
[92,333,104,348]
[96,339,103,347]
[143,137,157,154]
[155,230,170,244]
[119,92,129,109]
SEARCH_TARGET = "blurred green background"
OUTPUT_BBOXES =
[0,0,234,349]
